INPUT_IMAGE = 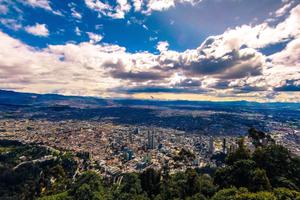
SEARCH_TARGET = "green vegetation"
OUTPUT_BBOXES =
[0,128,300,200]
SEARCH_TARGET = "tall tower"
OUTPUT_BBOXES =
[134,127,139,135]
[147,129,156,149]
[129,130,133,143]
[151,130,155,149]
[209,137,214,154]
[222,138,227,154]
[147,130,152,149]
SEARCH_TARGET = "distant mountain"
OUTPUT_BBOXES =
[0,90,299,109]
[0,90,110,108]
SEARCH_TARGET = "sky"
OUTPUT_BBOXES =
[0,0,300,102]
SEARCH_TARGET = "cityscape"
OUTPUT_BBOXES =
[0,110,299,177]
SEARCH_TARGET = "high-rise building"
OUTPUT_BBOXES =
[147,130,151,149]
[209,137,214,154]
[129,131,133,143]
[134,127,139,135]
[222,138,227,154]
[147,130,156,149]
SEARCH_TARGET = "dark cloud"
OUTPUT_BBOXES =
[175,78,202,87]
[103,60,124,69]
[110,71,168,82]
[112,86,207,94]
[182,50,263,79]
[274,80,300,91]
[209,80,230,89]
[232,85,268,94]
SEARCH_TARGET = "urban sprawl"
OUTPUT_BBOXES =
[0,119,299,178]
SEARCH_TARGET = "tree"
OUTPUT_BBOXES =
[69,171,107,200]
[185,193,207,200]
[230,160,256,188]
[119,173,142,194]
[211,187,240,200]
[113,173,146,200]
[38,191,72,200]
[273,187,300,200]
[196,174,217,197]
[248,128,274,147]
[226,138,251,165]
[249,169,271,192]
[215,160,256,189]
[236,191,276,200]
[185,168,199,196]
[289,157,300,188]
[140,168,161,198]
[253,145,293,187]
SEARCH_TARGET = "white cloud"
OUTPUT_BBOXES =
[87,32,103,43]
[157,41,169,52]
[114,0,131,18]
[270,37,300,67]
[23,0,63,16]
[275,1,294,17]
[142,24,148,30]
[25,0,52,11]
[199,4,300,53]
[25,23,49,37]
[145,0,176,13]
[71,7,82,19]
[84,0,131,19]
[84,0,199,18]
[0,18,22,30]
[75,27,81,36]
[143,0,200,14]
[133,0,143,11]
[1,4,300,101]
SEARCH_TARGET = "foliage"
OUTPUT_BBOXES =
[273,187,300,200]
[226,138,251,165]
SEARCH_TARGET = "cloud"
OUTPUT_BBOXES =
[157,41,169,52]
[84,0,200,18]
[142,24,148,30]
[86,32,103,43]
[24,0,52,11]
[199,4,300,52]
[274,80,300,91]
[274,0,294,17]
[71,7,82,19]
[25,23,49,37]
[22,0,63,16]
[133,0,143,11]
[115,86,206,94]
[1,3,300,101]
[143,0,201,15]
[0,18,22,30]
[270,37,300,67]
[75,27,81,36]
[173,47,265,79]
[0,4,8,14]
[111,71,168,82]
[84,0,131,19]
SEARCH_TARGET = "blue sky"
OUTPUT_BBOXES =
[0,0,300,102]
[0,0,284,51]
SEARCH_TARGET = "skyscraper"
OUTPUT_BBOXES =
[222,138,227,154]
[209,137,214,154]
[147,129,156,149]
[129,130,133,143]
